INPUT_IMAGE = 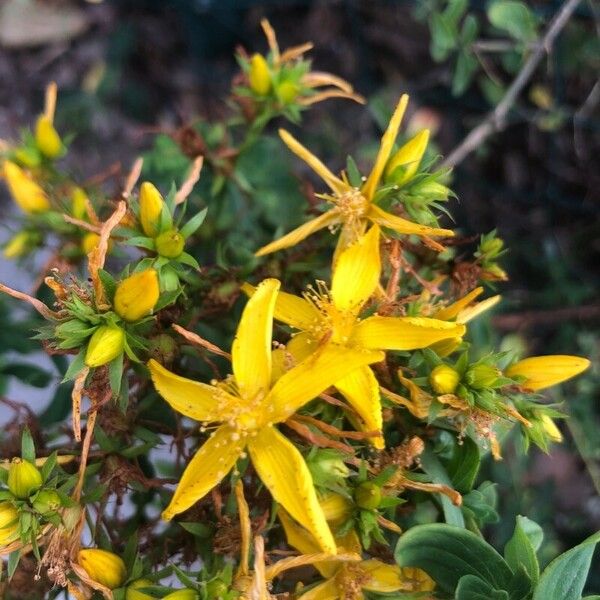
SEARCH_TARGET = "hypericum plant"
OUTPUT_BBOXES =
[0,19,594,600]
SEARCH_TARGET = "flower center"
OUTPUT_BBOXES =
[334,188,369,222]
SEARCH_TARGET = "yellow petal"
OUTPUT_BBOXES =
[148,359,229,422]
[3,161,50,214]
[331,225,381,313]
[319,493,353,523]
[162,425,244,520]
[255,209,341,257]
[385,129,430,185]
[505,355,590,391]
[457,295,501,324]
[429,337,462,358]
[368,204,453,238]
[298,578,340,600]
[361,560,407,593]
[268,344,385,422]
[434,287,483,321]
[232,278,280,400]
[335,366,384,449]
[279,130,346,194]
[287,331,318,363]
[351,316,465,350]
[247,426,336,553]
[362,94,409,201]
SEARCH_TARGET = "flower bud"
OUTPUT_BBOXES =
[14,147,41,168]
[114,269,160,322]
[4,231,32,258]
[78,548,127,590]
[163,590,198,600]
[386,129,430,185]
[8,459,43,499]
[479,237,504,257]
[412,179,451,200]
[81,232,100,255]
[32,489,62,514]
[149,333,178,364]
[2,161,50,214]
[276,81,299,104]
[71,187,89,219]
[539,414,562,443]
[0,502,19,547]
[429,364,460,395]
[35,114,63,159]
[354,481,381,510]
[249,54,271,96]
[126,578,154,600]
[139,182,164,237]
[481,264,508,281]
[85,325,125,368]
[206,580,228,598]
[464,364,500,390]
[505,355,590,391]
[155,228,185,259]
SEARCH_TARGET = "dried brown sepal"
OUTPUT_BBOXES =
[171,324,230,359]
[0,282,58,320]
[71,367,89,443]
[174,155,204,205]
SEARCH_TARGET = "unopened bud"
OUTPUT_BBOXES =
[206,580,228,598]
[429,364,460,394]
[277,81,299,104]
[386,129,430,185]
[14,147,41,168]
[464,364,500,390]
[81,232,101,255]
[479,237,504,257]
[0,502,19,547]
[71,187,89,219]
[114,269,160,322]
[354,481,382,510]
[35,114,63,159]
[8,459,43,499]
[85,325,125,368]
[149,334,178,364]
[249,54,271,96]
[155,228,185,259]
[2,161,50,214]
[163,590,198,600]
[4,231,33,258]
[32,489,62,514]
[482,264,508,281]
[139,182,164,237]
[126,578,154,600]
[78,548,127,590]
[540,415,563,443]
[413,180,451,200]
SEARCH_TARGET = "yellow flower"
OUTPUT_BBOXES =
[7,459,43,498]
[0,502,19,547]
[429,364,460,394]
[2,161,50,214]
[85,325,125,368]
[139,181,164,237]
[247,226,465,448]
[255,96,453,257]
[3,231,31,258]
[148,278,384,553]
[279,509,434,599]
[385,129,430,185]
[35,114,63,159]
[505,355,590,391]
[114,269,160,322]
[78,548,127,590]
[249,53,271,95]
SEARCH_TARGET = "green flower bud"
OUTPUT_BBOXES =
[126,578,154,600]
[78,548,127,590]
[155,228,185,259]
[0,502,19,547]
[354,481,381,510]
[479,237,504,257]
[149,334,178,364]
[85,325,125,368]
[277,81,299,104]
[429,365,460,395]
[464,364,500,390]
[32,489,62,514]
[206,580,228,598]
[8,458,43,499]
[13,147,41,168]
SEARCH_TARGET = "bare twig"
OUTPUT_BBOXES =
[492,304,600,330]
[441,0,584,168]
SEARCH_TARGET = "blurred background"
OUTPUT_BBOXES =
[0,0,598,589]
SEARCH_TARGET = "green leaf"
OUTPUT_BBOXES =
[395,523,514,594]
[179,207,208,239]
[452,50,478,96]
[8,551,21,579]
[21,428,36,462]
[430,13,458,62]
[504,516,540,584]
[447,436,480,493]
[488,1,538,42]
[455,575,509,600]
[108,353,124,396]
[62,350,86,382]
[1,363,52,388]
[533,531,600,600]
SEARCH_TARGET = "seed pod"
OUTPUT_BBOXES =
[0,502,19,547]
[32,489,62,514]
[163,590,198,600]
[354,481,382,510]
[139,182,164,237]
[114,269,160,322]
[85,325,125,368]
[429,364,460,395]
[78,548,127,590]
[126,578,154,600]
[7,459,43,499]
[2,161,50,214]
[155,228,185,259]
[249,54,271,96]
[35,114,63,159]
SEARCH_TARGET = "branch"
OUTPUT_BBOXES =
[441,0,583,169]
